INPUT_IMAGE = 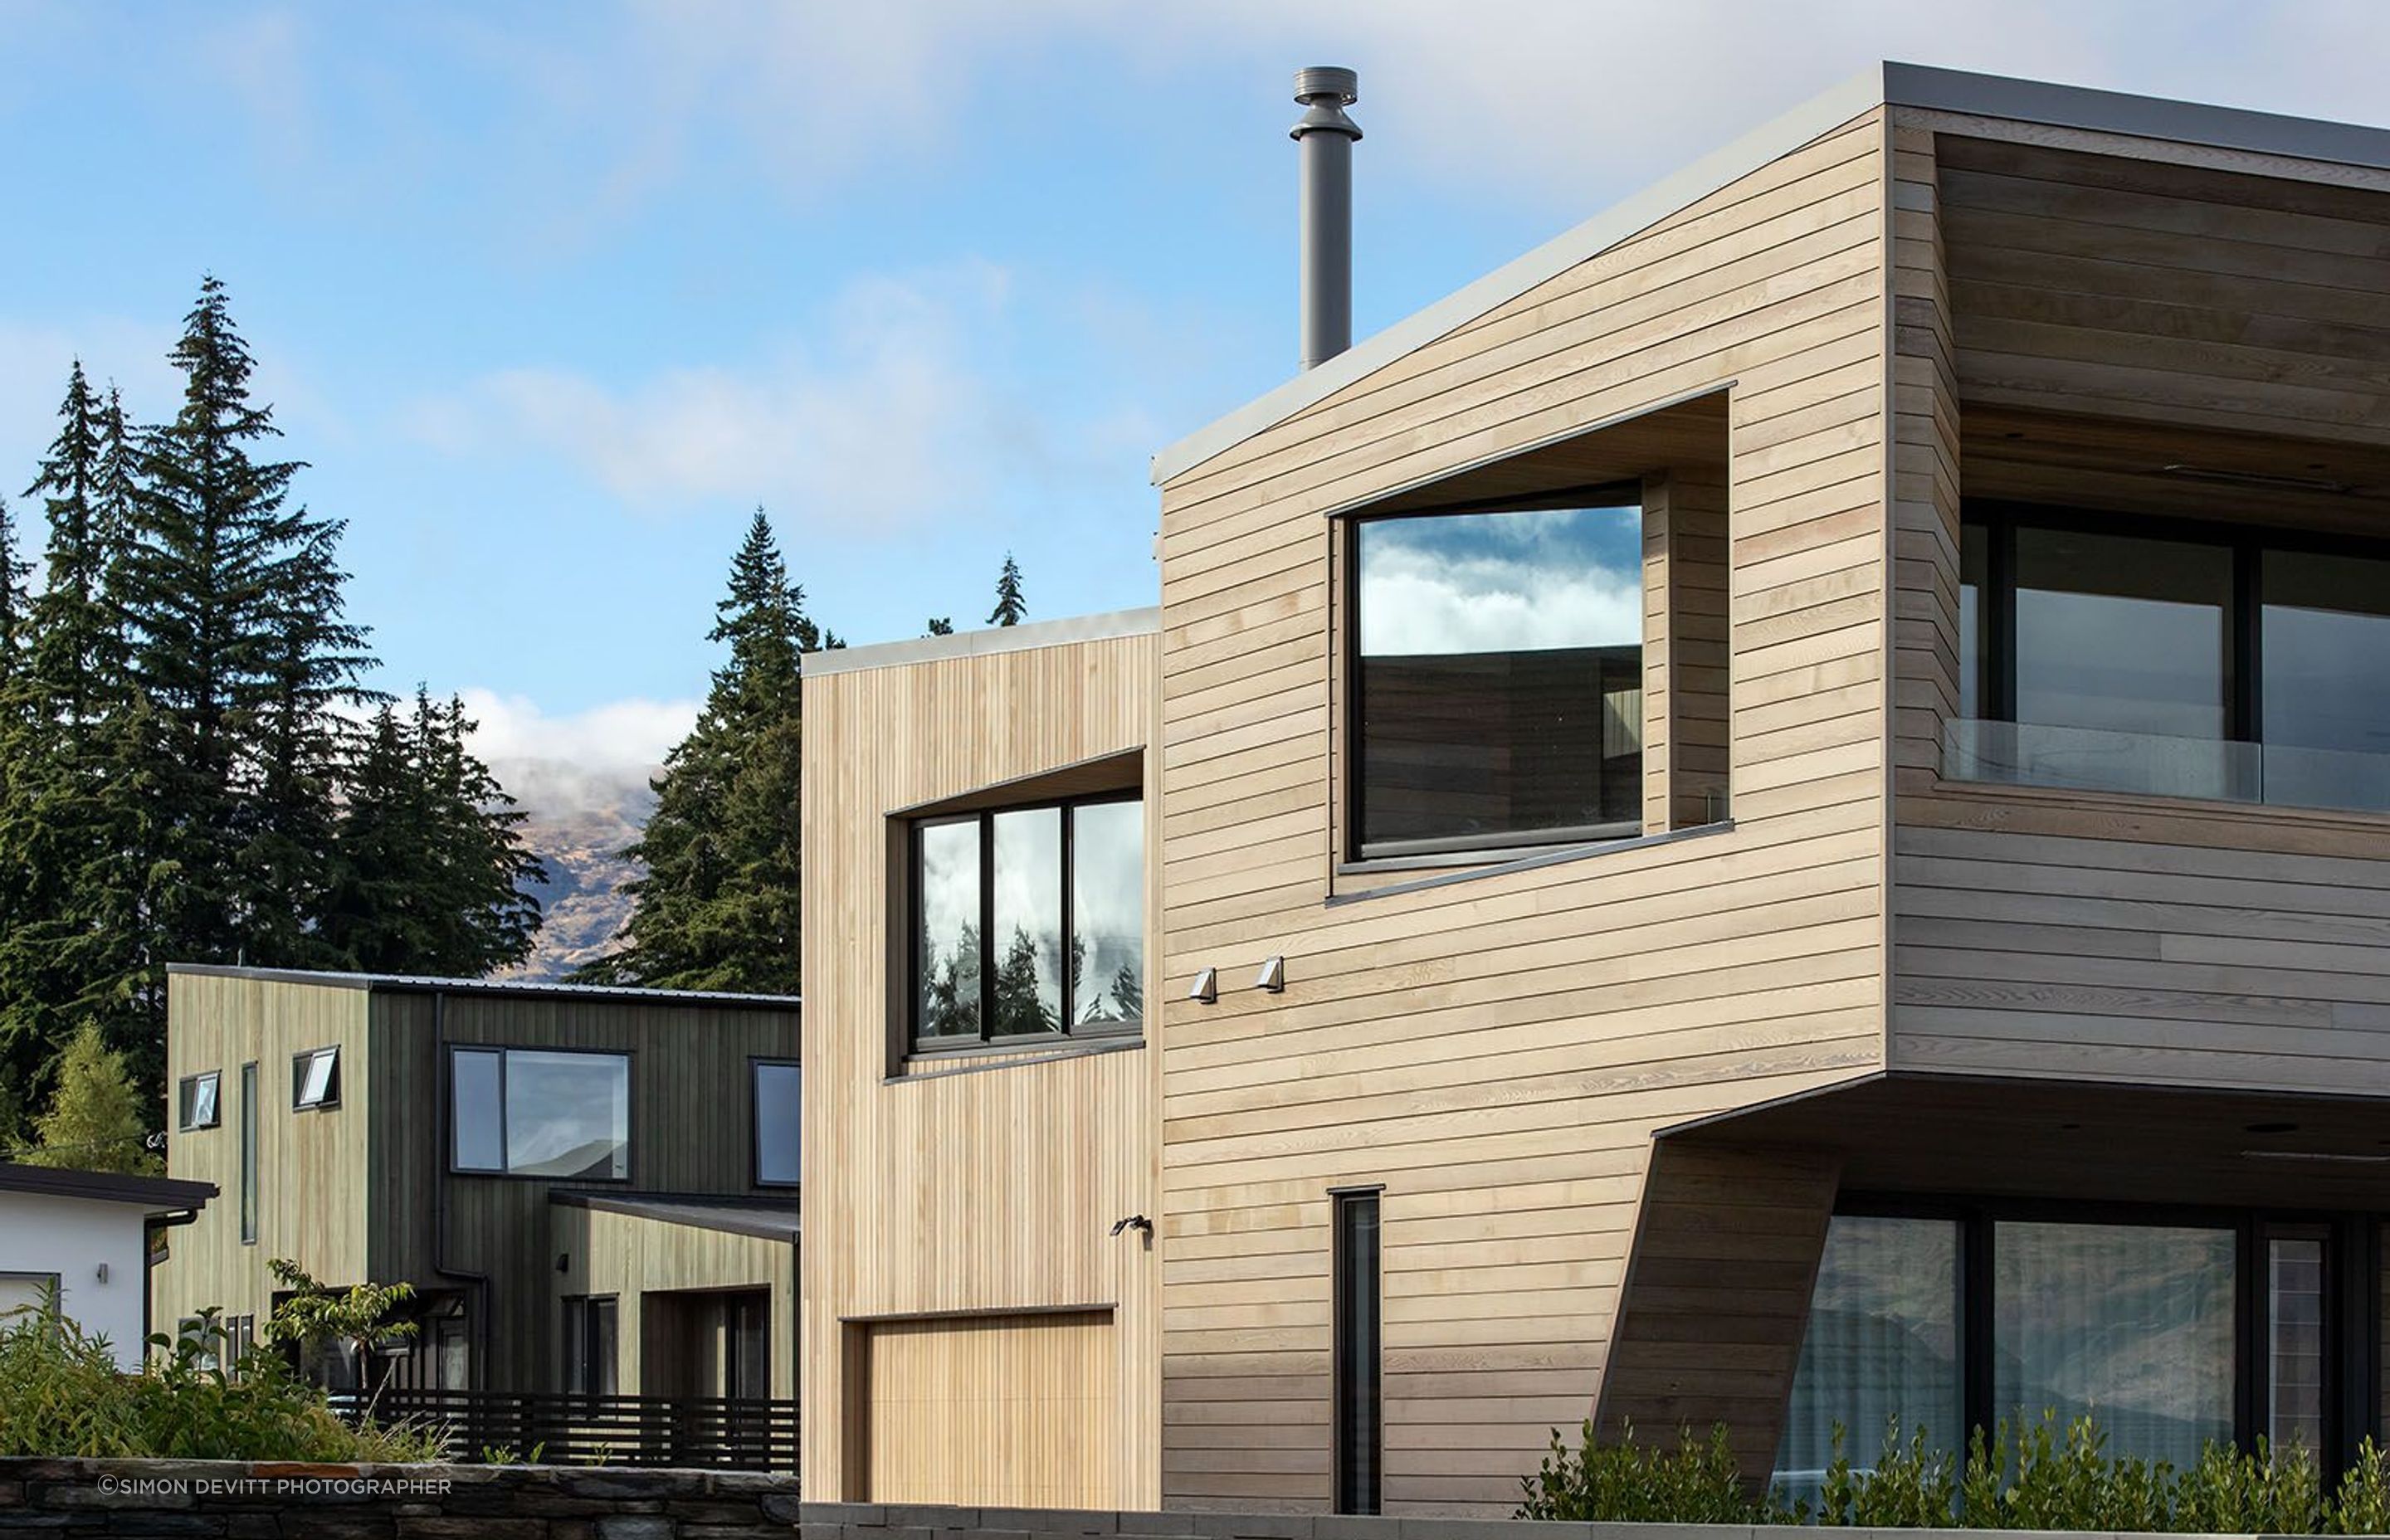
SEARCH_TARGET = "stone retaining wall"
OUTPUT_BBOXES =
[0,1457,802,1537]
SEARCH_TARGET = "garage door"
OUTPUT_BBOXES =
[861,1309,1116,1507]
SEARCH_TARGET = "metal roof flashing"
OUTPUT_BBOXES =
[1149,61,2390,488]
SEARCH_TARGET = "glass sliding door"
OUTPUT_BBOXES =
[1992,1221,2235,1469]
[1778,1216,1963,1500]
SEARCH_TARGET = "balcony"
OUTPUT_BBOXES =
[1943,719,2390,816]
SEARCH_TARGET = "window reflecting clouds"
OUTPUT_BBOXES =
[1355,503,1644,855]
[910,794,1145,1048]
[915,820,982,1040]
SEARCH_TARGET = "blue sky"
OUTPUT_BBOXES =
[0,1,2378,783]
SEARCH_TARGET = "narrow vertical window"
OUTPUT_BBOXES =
[1333,1190,1383,1515]
[237,1062,258,1245]
[2267,1233,2327,1453]
[754,1060,802,1187]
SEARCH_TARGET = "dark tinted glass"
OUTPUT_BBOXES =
[451,1049,505,1171]
[238,1063,257,1244]
[1334,1192,1383,1514]
[2013,528,2231,738]
[1959,521,1987,719]
[2264,549,2390,753]
[1071,799,1144,1027]
[754,1062,802,1185]
[1993,1221,2233,1469]
[915,820,982,1040]
[1355,504,1642,854]
[505,1050,630,1179]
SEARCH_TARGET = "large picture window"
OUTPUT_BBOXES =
[1779,1201,2349,1489]
[1951,506,2390,812]
[450,1047,631,1180]
[911,793,1144,1050]
[1350,497,1644,860]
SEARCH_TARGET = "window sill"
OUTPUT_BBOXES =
[1328,819,1736,906]
[890,1033,1144,1084]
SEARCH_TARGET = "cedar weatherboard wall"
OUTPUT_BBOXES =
[1883,115,2390,1092]
[1153,110,1893,1513]
[157,971,798,1392]
[158,972,373,1346]
[551,1202,800,1401]
[798,630,1163,1508]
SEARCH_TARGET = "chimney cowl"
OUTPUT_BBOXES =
[1291,66,1360,372]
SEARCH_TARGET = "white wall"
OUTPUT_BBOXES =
[0,1189,155,1369]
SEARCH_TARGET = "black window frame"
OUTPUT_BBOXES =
[1342,484,1649,865]
[177,1070,222,1132]
[906,788,1146,1055]
[1822,1192,2383,1482]
[290,1045,341,1111]
[1962,500,2390,753]
[445,1044,636,1183]
[237,1061,257,1246]
[562,1293,618,1397]
[750,1056,802,1189]
[1332,1185,1385,1516]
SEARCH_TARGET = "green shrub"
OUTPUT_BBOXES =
[0,1297,441,1462]
[2335,1440,2390,1534]
[1518,1421,1792,1523]
[1524,1413,2367,1532]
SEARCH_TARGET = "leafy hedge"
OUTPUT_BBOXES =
[1519,1417,2390,1532]
[0,1300,440,1462]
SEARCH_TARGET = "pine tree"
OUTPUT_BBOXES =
[988,553,1027,626]
[925,616,954,636]
[14,1023,158,1174]
[576,509,817,993]
[320,692,544,977]
[101,276,374,1092]
[0,368,129,1105]
[0,495,24,685]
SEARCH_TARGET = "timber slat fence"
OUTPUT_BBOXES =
[341,1386,800,1474]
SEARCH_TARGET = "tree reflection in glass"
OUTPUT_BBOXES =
[916,820,981,1038]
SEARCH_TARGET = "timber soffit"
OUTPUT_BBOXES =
[1148,60,2390,487]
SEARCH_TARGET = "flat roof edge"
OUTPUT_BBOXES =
[0,1160,217,1210]
[1151,60,2390,488]
[166,963,799,1011]
[802,605,1162,678]
[1882,61,2390,169]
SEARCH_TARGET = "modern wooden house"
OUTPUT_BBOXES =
[155,966,802,1406]
[800,61,2390,1516]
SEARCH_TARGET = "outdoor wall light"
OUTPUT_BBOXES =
[1256,955,1285,993]
[1188,967,1218,1004]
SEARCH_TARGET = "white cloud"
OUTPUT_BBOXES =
[407,263,1122,530]
[549,1,2390,207]
[457,688,699,816]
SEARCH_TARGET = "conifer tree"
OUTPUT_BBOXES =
[577,509,821,993]
[14,1023,158,1174]
[0,368,130,1103]
[320,691,544,977]
[102,276,374,1089]
[925,616,954,636]
[988,553,1027,626]
[0,495,24,686]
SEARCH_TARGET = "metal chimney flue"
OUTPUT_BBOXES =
[1291,66,1361,372]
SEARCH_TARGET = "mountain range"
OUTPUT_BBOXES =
[490,758,656,982]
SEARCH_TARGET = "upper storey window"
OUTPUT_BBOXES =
[1952,505,2390,812]
[913,792,1145,1050]
[1351,498,1644,860]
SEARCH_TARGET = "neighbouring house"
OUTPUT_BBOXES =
[0,1161,215,1370]
[153,966,802,1421]
[797,61,2390,1516]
